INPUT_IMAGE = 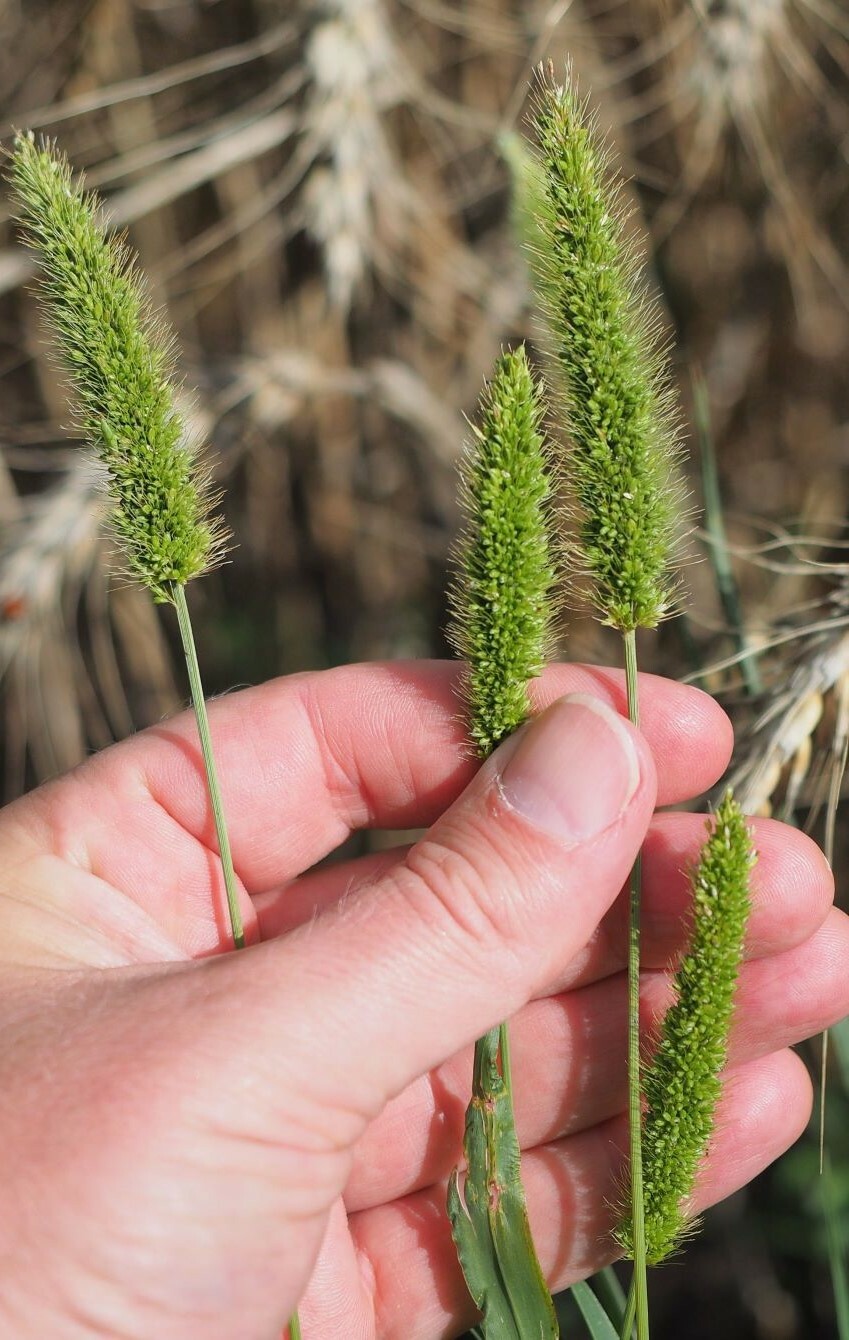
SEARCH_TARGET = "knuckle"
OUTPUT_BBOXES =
[400,819,531,964]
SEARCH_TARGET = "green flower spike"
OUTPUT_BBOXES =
[449,344,557,756]
[529,68,687,1340]
[530,67,686,634]
[618,791,756,1265]
[9,132,226,604]
[446,345,558,1340]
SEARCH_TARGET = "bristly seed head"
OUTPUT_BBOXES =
[529,67,687,632]
[448,345,557,756]
[8,133,228,603]
[616,790,755,1264]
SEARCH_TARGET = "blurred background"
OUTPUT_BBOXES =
[3,0,849,1334]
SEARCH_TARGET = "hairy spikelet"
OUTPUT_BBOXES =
[448,345,556,756]
[530,68,685,632]
[9,134,227,603]
[617,791,755,1263]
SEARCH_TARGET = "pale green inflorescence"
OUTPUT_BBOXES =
[449,344,556,757]
[530,70,685,632]
[617,791,755,1264]
[10,134,226,603]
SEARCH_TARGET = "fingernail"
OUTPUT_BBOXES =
[498,694,641,842]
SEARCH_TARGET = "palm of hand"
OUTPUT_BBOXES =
[0,661,841,1340]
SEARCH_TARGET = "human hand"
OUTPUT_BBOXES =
[0,661,841,1339]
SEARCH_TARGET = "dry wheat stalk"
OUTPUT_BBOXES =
[0,457,103,786]
[303,0,403,311]
[629,0,849,312]
[733,626,849,816]
[0,456,104,665]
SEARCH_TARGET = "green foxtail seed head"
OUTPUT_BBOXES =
[616,790,755,1263]
[9,133,227,603]
[448,345,557,756]
[529,67,686,632]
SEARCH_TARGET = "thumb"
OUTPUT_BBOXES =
[213,692,656,1120]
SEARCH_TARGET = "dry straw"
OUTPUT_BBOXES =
[304,0,400,311]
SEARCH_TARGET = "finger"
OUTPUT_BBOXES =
[12,661,729,908]
[343,905,849,1212]
[346,1050,810,1340]
[254,814,832,980]
[560,812,833,990]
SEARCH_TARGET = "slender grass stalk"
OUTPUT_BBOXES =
[622,630,648,1340]
[446,346,558,1338]
[528,67,687,1339]
[173,584,244,948]
[10,133,301,1334]
[819,696,848,1173]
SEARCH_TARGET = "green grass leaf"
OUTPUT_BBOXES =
[570,1280,620,1340]
[448,1028,559,1340]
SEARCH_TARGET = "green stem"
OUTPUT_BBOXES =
[172,582,244,950]
[173,585,301,1336]
[819,722,847,1172]
[623,628,649,1340]
[620,1280,636,1340]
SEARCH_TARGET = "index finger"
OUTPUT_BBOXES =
[18,660,732,895]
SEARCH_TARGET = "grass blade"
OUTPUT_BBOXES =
[824,1153,849,1339]
[591,1268,628,1331]
[571,1279,621,1339]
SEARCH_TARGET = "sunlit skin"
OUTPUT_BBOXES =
[0,660,843,1339]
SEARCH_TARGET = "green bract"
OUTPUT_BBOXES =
[9,134,226,603]
[449,344,556,756]
[530,71,685,632]
[617,791,755,1264]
